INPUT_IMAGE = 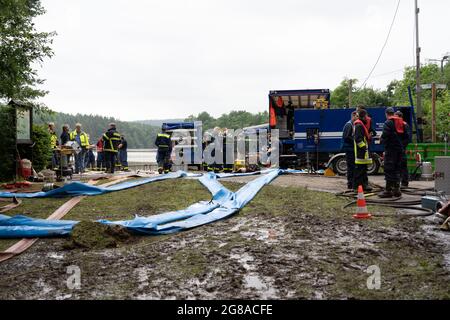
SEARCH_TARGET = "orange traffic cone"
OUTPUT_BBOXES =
[353,185,372,219]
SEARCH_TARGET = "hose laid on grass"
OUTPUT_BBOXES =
[341,199,433,216]
[0,197,21,213]
[337,186,435,217]
[0,175,134,263]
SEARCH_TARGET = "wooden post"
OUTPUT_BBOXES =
[348,79,353,108]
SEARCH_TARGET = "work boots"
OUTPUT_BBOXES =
[378,181,393,198]
[392,182,402,198]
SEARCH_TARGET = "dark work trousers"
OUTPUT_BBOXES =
[74,149,86,174]
[105,151,117,174]
[223,144,233,172]
[345,150,355,189]
[51,150,59,169]
[119,149,128,168]
[157,148,171,172]
[96,152,105,170]
[384,149,403,183]
[400,151,409,185]
[353,164,368,190]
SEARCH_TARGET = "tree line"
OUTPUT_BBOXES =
[185,110,269,130]
[34,111,161,149]
[330,63,450,141]
[33,61,450,148]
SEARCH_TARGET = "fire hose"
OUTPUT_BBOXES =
[336,187,435,217]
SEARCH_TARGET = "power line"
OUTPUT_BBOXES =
[370,68,404,79]
[359,0,402,89]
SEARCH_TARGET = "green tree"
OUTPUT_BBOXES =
[0,0,55,107]
[186,110,269,130]
[34,111,160,148]
[0,105,16,181]
[390,63,450,141]
[330,78,356,107]
[17,124,52,172]
[330,78,392,108]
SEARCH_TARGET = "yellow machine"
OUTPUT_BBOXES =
[313,98,329,109]
[233,159,246,172]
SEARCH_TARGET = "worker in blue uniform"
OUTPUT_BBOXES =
[353,109,373,192]
[103,123,121,174]
[155,129,172,174]
[341,111,358,190]
[379,108,405,198]
[222,128,233,173]
[395,111,411,187]
[118,135,129,171]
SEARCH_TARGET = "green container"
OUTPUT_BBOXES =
[406,142,450,173]
[406,143,426,166]
[426,143,450,158]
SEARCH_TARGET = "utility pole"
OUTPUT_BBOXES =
[441,54,449,74]
[348,79,353,108]
[415,0,423,142]
[431,82,436,143]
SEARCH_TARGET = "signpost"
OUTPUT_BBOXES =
[8,100,34,181]
[8,100,33,145]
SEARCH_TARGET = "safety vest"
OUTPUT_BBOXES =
[69,130,90,147]
[389,116,405,134]
[50,132,58,149]
[353,120,372,165]
[365,116,372,134]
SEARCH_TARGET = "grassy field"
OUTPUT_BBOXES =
[0,177,449,299]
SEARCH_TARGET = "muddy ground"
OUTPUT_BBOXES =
[0,173,449,300]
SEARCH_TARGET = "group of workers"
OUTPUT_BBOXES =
[154,126,236,174]
[47,122,129,174]
[48,107,411,185]
[342,106,411,197]
[202,127,234,173]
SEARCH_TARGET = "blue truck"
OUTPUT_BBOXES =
[269,89,416,174]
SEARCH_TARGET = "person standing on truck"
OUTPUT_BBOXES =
[353,109,373,192]
[341,111,358,190]
[155,128,172,174]
[379,108,405,198]
[395,111,411,187]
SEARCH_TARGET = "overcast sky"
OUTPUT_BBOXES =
[35,0,449,121]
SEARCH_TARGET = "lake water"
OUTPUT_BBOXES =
[93,149,157,163]
[127,149,157,163]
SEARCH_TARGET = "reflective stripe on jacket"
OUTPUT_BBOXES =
[353,121,372,165]
[50,132,58,149]
[69,130,89,147]
[155,133,171,149]
[103,129,121,152]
